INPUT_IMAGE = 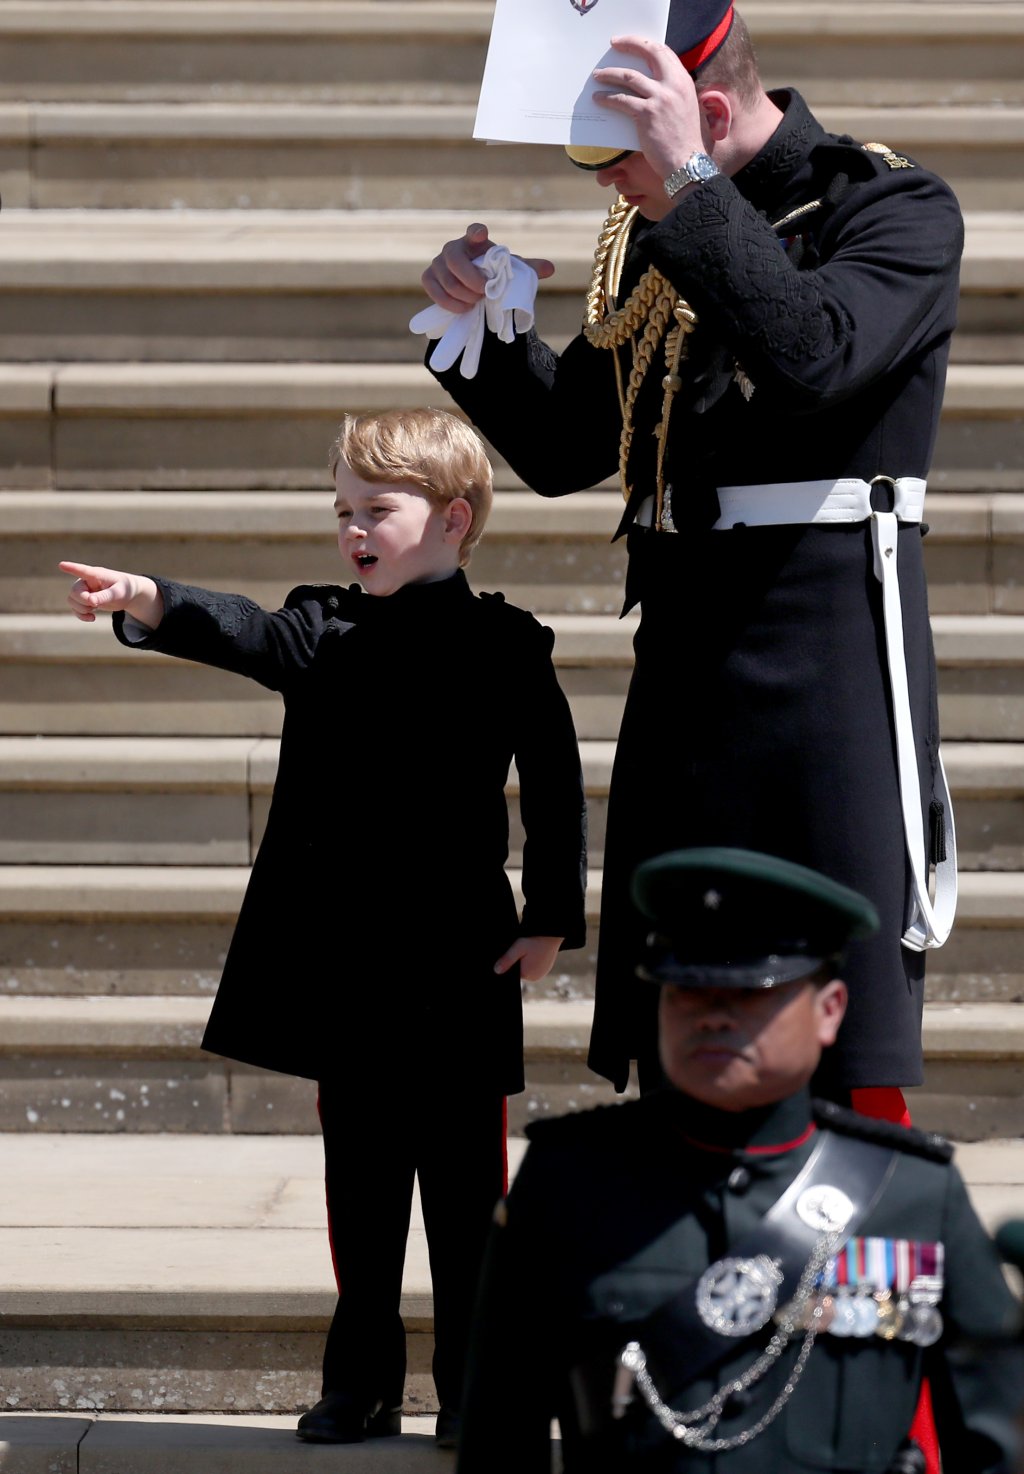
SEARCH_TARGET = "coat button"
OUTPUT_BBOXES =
[727,1166,751,1194]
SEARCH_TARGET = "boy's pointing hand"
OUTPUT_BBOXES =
[60,561,164,628]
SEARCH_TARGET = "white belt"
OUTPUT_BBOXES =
[714,476,927,529]
[637,477,957,952]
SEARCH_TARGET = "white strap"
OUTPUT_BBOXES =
[872,511,958,951]
[713,478,927,529]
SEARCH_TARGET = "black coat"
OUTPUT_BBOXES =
[115,571,587,1091]
[457,1090,1023,1474]
[433,90,964,1092]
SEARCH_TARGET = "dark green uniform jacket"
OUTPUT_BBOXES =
[457,1090,1022,1473]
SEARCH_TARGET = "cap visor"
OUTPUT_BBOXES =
[565,144,632,171]
[637,954,826,989]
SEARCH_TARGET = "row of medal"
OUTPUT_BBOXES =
[777,1236,946,1347]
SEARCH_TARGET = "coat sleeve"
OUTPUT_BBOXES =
[457,1144,561,1474]
[511,613,588,948]
[429,323,623,497]
[927,1165,1024,1473]
[112,578,345,694]
[642,164,964,413]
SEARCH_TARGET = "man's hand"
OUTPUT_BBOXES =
[421,223,555,315]
[59,561,165,628]
[494,935,564,984]
[593,35,706,181]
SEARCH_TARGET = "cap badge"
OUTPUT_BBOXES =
[703,889,722,910]
[568,0,600,12]
[795,1185,855,1234]
[696,1254,783,1337]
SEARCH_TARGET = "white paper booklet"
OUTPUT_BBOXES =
[473,0,671,151]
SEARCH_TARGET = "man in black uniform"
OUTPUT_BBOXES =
[456,850,1022,1474]
[420,2,963,1102]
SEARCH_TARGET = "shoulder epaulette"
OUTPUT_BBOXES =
[813,1099,953,1163]
[283,583,349,615]
[862,141,916,172]
[479,589,533,621]
[477,588,546,634]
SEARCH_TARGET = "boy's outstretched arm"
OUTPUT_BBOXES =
[494,934,564,984]
[60,561,165,629]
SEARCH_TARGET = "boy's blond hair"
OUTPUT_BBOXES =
[330,409,493,567]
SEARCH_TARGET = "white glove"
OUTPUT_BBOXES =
[409,244,538,380]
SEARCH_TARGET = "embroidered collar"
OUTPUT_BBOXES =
[731,89,830,219]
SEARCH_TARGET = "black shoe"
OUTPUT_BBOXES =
[295,1391,402,1444]
[435,1405,461,1450]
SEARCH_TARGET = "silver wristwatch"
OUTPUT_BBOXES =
[663,151,720,199]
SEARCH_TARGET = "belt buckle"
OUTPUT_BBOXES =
[869,474,897,515]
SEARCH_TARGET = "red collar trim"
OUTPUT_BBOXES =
[679,5,734,74]
[679,1122,817,1157]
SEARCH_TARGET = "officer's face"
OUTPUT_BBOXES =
[658,977,847,1111]
[594,153,675,221]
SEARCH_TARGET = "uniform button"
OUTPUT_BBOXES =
[727,1166,751,1194]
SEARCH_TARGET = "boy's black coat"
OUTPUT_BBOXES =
[115,570,587,1092]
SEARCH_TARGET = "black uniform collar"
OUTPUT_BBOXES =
[664,1085,816,1159]
[731,88,829,220]
[348,567,474,618]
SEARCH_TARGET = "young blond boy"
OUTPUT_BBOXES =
[61,408,587,1447]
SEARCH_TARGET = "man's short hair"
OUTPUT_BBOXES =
[694,9,762,110]
[330,408,494,566]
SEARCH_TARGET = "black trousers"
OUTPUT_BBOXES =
[317,1069,506,1411]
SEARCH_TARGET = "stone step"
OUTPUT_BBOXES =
[2,488,1022,617]
[0,1131,1018,1419]
[0,209,1018,363]
[1,610,1022,740]
[2,102,1023,211]
[0,2,1021,107]
[0,737,1020,875]
[0,994,1020,1142]
[0,1415,446,1472]
[0,996,622,1139]
[3,361,1024,492]
[5,486,629,616]
[0,863,1021,1014]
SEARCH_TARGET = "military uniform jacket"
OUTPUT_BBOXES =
[114,570,587,1090]
[457,1091,1022,1474]
[432,90,965,1094]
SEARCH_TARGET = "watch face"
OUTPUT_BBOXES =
[689,152,719,181]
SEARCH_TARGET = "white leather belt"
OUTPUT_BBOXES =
[634,477,957,952]
[714,476,927,529]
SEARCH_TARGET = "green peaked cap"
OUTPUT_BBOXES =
[631,847,880,990]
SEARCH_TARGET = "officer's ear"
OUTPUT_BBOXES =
[813,979,848,1048]
[697,89,731,146]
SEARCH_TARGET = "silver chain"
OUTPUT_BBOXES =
[617,1230,839,1452]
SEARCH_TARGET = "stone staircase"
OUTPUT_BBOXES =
[1,0,1022,1441]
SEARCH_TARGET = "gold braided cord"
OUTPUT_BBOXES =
[655,301,697,526]
[620,287,676,501]
[582,196,698,513]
